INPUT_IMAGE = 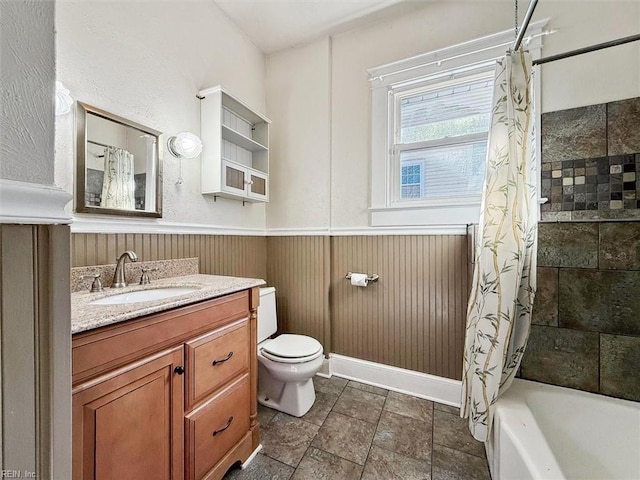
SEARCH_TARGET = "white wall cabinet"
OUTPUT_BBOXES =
[199,86,270,203]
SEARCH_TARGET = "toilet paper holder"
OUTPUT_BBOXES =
[345,272,379,282]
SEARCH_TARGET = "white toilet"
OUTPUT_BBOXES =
[257,287,324,417]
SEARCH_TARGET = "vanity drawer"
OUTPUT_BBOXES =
[185,374,250,480]
[185,317,250,408]
[73,292,249,385]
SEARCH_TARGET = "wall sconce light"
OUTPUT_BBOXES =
[167,131,203,185]
[55,81,73,116]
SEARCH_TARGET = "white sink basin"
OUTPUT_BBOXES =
[90,287,200,305]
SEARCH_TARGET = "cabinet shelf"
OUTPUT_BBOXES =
[221,125,268,152]
[199,85,271,203]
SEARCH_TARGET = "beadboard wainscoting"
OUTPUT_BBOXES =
[1,225,71,479]
[266,236,331,352]
[72,233,470,382]
[264,235,470,381]
[71,233,268,280]
[331,235,469,380]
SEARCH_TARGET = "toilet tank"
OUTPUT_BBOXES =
[257,287,277,343]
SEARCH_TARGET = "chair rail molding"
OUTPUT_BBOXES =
[0,179,72,224]
[71,216,266,235]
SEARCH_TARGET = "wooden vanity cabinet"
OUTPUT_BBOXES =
[72,288,260,480]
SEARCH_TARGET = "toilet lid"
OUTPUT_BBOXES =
[261,334,322,359]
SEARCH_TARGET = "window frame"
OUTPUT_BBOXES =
[390,70,495,206]
[368,22,546,228]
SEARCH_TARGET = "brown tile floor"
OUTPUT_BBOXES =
[224,376,490,480]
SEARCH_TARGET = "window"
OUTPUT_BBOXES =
[394,74,494,202]
[368,21,545,228]
[400,163,423,198]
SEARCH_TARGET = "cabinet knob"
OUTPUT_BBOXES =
[174,366,185,375]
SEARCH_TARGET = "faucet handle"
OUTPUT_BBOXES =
[139,267,158,285]
[81,273,104,293]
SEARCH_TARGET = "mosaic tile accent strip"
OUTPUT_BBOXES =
[541,153,640,220]
[541,96,640,221]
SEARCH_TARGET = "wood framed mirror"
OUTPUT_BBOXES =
[75,102,163,217]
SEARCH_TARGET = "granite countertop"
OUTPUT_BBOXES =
[71,274,266,334]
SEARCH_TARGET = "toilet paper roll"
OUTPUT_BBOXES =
[350,273,368,287]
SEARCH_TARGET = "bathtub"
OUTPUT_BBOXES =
[487,379,640,480]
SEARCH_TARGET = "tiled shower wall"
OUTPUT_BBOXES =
[526,95,640,402]
[541,96,640,220]
[521,220,640,402]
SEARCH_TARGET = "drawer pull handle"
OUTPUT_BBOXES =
[174,366,185,375]
[212,416,233,436]
[212,351,233,366]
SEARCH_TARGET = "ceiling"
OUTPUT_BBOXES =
[214,0,426,54]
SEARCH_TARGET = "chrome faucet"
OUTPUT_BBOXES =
[112,251,138,288]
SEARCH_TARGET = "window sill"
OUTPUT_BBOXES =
[370,201,481,227]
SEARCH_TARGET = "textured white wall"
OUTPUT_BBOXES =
[55,1,267,229]
[265,38,331,229]
[537,0,640,112]
[0,0,56,184]
[266,0,640,230]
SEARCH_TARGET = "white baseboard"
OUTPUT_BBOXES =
[329,353,461,407]
[241,444,263,468]
[315,357,332,378]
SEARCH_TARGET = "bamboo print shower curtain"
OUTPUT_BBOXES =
[461,50,537,442]
[101,146,135,210]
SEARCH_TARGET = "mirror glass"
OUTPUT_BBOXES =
[75,102,163,217]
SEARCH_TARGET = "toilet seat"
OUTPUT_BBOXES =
[260,334,323,364]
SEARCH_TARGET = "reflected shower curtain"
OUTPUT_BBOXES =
[461,50,538,442]
[101,146,135,209]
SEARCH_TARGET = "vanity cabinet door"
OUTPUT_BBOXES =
[72,347,184,480]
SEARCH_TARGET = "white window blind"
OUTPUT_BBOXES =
[395,74,494,201]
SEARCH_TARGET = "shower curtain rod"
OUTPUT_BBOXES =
[87,139,112,149]
[532,33,640,66]
[514,0,640,66]
[512,0,539,51]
